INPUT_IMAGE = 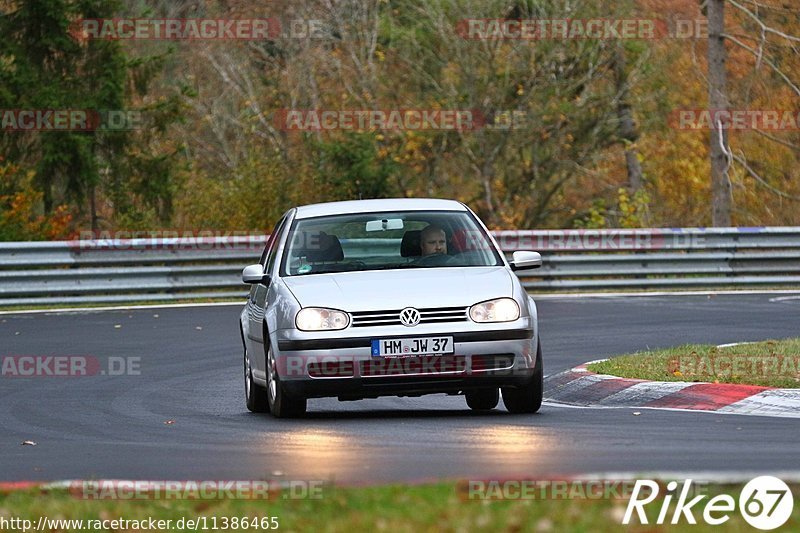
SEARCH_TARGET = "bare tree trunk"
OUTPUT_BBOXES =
[613,43,644,192]
[42,182,53,214]
[480,158,496,226]
[90,185,98,233]
[707,0,732,226]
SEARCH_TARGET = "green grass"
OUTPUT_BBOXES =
[1,481,798,532]
[588,338,800,388]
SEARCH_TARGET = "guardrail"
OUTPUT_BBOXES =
[1,227,799,306]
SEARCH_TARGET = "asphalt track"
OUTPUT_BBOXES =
[1,294,799,484]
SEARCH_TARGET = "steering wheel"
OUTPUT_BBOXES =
[412,253,455,266]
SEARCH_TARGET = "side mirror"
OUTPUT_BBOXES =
[509,251,542,271]
[242,264,270,284]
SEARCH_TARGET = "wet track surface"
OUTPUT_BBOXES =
[1,294,799,483]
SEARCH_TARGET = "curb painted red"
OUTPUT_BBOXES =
[0,481,42,493]
[544,364,800,417]
[645,383,770,410]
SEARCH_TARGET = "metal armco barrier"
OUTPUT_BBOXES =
[1,228,799,306]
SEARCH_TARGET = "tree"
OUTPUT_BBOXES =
[380,0,630,228]
[703,0,800,226]
[613,42,645,192]
[0,0,184,233]
[707,0,732,226]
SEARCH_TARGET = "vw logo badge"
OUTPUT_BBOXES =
[399,307,421,327]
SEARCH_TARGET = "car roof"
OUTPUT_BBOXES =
[294,198,467,219]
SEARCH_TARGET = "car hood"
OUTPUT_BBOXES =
[283,267,513,311]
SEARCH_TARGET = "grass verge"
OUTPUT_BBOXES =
[1,481,798,532]
[588,338,800,388]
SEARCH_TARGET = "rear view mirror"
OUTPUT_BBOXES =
[242,264,269,284]
[509,251,542,271]
[366,218,404,232]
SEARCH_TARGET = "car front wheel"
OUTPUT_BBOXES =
[501,340,543,414]
[265,342,307,418]
[244,344,269,413]
[465,388,499,410]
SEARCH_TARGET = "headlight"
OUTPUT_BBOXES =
[469,298,520,323]
[295,307,350,331]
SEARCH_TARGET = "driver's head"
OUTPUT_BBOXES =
[420,225,447,256]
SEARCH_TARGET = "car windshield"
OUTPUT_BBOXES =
[281,210,503,276]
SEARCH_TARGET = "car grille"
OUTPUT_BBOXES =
[350,306,469,328]
[471,354,515,371]
[360,356,467,376]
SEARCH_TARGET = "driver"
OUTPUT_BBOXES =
[420,224,447,256]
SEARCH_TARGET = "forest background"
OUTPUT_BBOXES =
[1,0,798,240]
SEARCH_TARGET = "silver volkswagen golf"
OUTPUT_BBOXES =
[239,198,543,417]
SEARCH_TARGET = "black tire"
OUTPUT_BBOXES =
[501,340,543,414]
[465,388,499,410]
[265,340,307,418]
[244,344,269,413]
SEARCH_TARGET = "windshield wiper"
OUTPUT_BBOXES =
[367,264,416,270]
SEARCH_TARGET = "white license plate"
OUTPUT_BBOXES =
[371,337,454,357]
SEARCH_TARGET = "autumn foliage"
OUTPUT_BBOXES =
[1,0,798,239]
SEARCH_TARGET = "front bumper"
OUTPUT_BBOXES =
[277,327,533,351]
[272,327,537,400]
[282,372,536,400]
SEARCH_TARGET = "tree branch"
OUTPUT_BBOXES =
[731,151,800,200]
[728,0,800,43]
[752,128,800,151]
[722,33,800,97]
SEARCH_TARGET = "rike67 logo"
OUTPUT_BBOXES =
[624,476,794,530]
